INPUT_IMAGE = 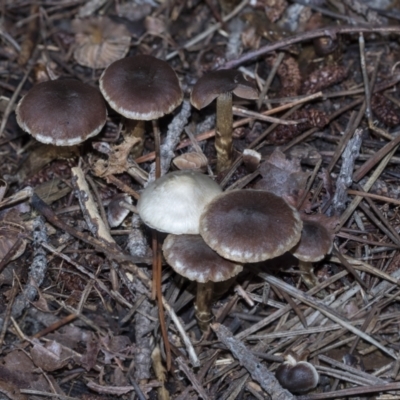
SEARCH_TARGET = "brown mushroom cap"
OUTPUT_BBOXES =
[190,69,258,110]
[16,79,107,146]
[199,190,302,263]
[137,170,222,235]
[275,359,319,393]
[99,55,183,120]
[163,234,243,283]
[291,220,333,262]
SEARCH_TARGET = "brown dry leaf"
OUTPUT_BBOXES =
[255,148,310,207]
[1,350,58,392]
[72,16,131,69]
[100,335,133,364]
[113,367,129,387]
[91,135,140,177]
[287,143,322,166]
[145,16,166,35]
[17,143,79,182]
[172,152,208,172]
[241,25,260,49]
[47,325,91,350]
[30,339,73,372]
[81,332,100,371]
[0,379,28,400]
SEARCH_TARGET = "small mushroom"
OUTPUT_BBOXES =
[242,148,261,172]
[16,79,107,146]
[137,170,222,235]
[291,215,335,290]
[190,69,258,173]
[199,190,302,263]
[72,16,131,69]
[99,54,183,157]
[163,234,242,332]
[276,353,319,393]
[107,193,132,228]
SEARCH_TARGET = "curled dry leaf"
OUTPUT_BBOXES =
[1,350,61,393]
[91,134,140,177]
[145,16,166,35]
[241,25,261,50]
[255,148,310,207]
[73,16,131,69]
[81,333,100,371]
[287,143,322,167]
[30,339,73,372]
[172,152,208,172]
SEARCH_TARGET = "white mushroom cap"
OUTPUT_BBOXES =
[137,170,222,234]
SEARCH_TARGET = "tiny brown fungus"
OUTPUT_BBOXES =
[190,69,258,173]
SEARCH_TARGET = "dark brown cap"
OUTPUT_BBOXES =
[276,357,319,393]
[99,55,183,120]
[199,190,302,263]
[163,234,243,283]
[292,219,334,262]
[107,193,132,228]
[190,69,258,110]
[16,79,107,146]
[137,170,222,235]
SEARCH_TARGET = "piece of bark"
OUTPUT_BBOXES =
[329,129,363,216]
[147,100,191,183]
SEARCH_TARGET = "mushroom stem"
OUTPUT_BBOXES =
[125,119,145,158]
[216,92,233,173]
[195,281,215,332]
[298,260,319,290]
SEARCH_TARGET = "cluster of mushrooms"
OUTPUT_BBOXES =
[15,54,333,394]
